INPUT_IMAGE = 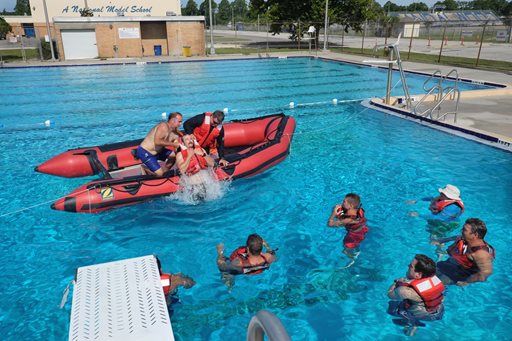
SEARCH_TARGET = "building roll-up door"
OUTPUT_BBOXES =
[61,30,98,60]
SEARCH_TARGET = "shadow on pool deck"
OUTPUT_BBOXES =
[2,50,511,141]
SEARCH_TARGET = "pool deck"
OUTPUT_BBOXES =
[3,51,511,143]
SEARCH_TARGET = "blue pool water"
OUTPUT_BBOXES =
[0,58,510,340]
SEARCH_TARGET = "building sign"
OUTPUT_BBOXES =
[29,0,181,23]
[118,27,140,39]
[61,5,153,14]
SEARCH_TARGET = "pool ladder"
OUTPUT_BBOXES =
[413,69,461,122]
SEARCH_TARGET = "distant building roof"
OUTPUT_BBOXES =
[390,10,502,24]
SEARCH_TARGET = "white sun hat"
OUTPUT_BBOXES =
[438,184,461,200]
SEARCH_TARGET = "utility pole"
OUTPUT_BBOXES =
[323,0,329,50]
[208,0,215,55]
[42,0,56,60]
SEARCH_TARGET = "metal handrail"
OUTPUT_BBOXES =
[433,87,461,122]
[247,310,291,341]
[413,85,443,117]
[442,69,460,100]
[423,70,442,93]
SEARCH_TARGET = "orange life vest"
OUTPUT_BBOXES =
[229,246,270,275]
[397,276,445,312]
[336,207,367,231]
[180,148,208,176]
[193,112,222,149]
[161,273,171,296]
[429,198,465,215]
[447,238,495,270]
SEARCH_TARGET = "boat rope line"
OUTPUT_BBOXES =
[0,188,90,218]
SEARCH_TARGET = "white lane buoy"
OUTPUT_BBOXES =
[161,112,167,120]
[44,120,52,127]
[332,98,338,105]
[289,102,295,109]
[223,107,228,114]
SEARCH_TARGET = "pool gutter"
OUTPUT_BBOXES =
[364,98,512,153]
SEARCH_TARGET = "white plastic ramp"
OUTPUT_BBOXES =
[69,255,174,341]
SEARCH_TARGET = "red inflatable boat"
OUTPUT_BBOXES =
[46,113,295,213]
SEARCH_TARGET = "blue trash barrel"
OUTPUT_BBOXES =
[154,45,162,56]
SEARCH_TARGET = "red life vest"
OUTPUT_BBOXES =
[161,273,171,296]
[193,112,222,149]
[229,246,270,275]
[397,276,445,312]
[448,238,496,270]
[180,148,208,176]
[336,207,367,231]
[429,198,465,214]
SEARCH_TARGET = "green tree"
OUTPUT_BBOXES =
[434,0,458,10]
[232,0,249,20]
[182,0,200,16]
[407,2,429,11]
[470,0,509,15]
[218,0,232,24]
[0,16,12,39]
[382,1,406,13]
[14,0,30,15]
[199,0,218,27]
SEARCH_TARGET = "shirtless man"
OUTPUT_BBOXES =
[136,112,183,176]
[434,218,495,286]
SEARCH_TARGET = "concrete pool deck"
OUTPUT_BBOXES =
[2,51,511,144]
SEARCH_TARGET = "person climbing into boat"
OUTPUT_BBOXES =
[407,184,465,258]
[136,112,183,176]
[156,256,195,307]
[387,254,445,337]
[327,193,369,267]
[216,234,277,290]
[184,110,229,166]
[433,218,495,286]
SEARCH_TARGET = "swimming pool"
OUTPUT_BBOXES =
[0,58,510,340]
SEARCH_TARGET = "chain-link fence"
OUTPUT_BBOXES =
[206,20,512,65]
[0,36,57,64]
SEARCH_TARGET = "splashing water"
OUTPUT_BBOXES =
[176,168,230,204]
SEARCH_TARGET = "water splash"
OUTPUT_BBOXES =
[176,168,230,205]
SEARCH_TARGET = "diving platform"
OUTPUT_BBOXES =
[68,255,174,341]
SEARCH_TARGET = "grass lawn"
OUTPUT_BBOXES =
[0,48,40,61]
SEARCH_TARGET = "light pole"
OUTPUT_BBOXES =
[42,0,56,60]
[208,0,215,55]
[323,0,329,50]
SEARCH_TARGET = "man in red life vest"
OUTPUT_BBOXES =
[137,112,183,176]
[216,234,277,290]
[183,110,228,166]
[327,193,369,266]
[433,218,495,286]
[156,257,195,307]
[387,254,445,336]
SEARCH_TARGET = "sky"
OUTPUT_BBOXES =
[0,0,441,14]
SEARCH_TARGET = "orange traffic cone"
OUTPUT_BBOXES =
[475,35,480,45]
[444,37,448,46]
[460,36,464,46]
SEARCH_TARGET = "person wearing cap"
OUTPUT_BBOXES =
[184,110,228,166]
[408,184,464,223]
[433,218,495,286]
